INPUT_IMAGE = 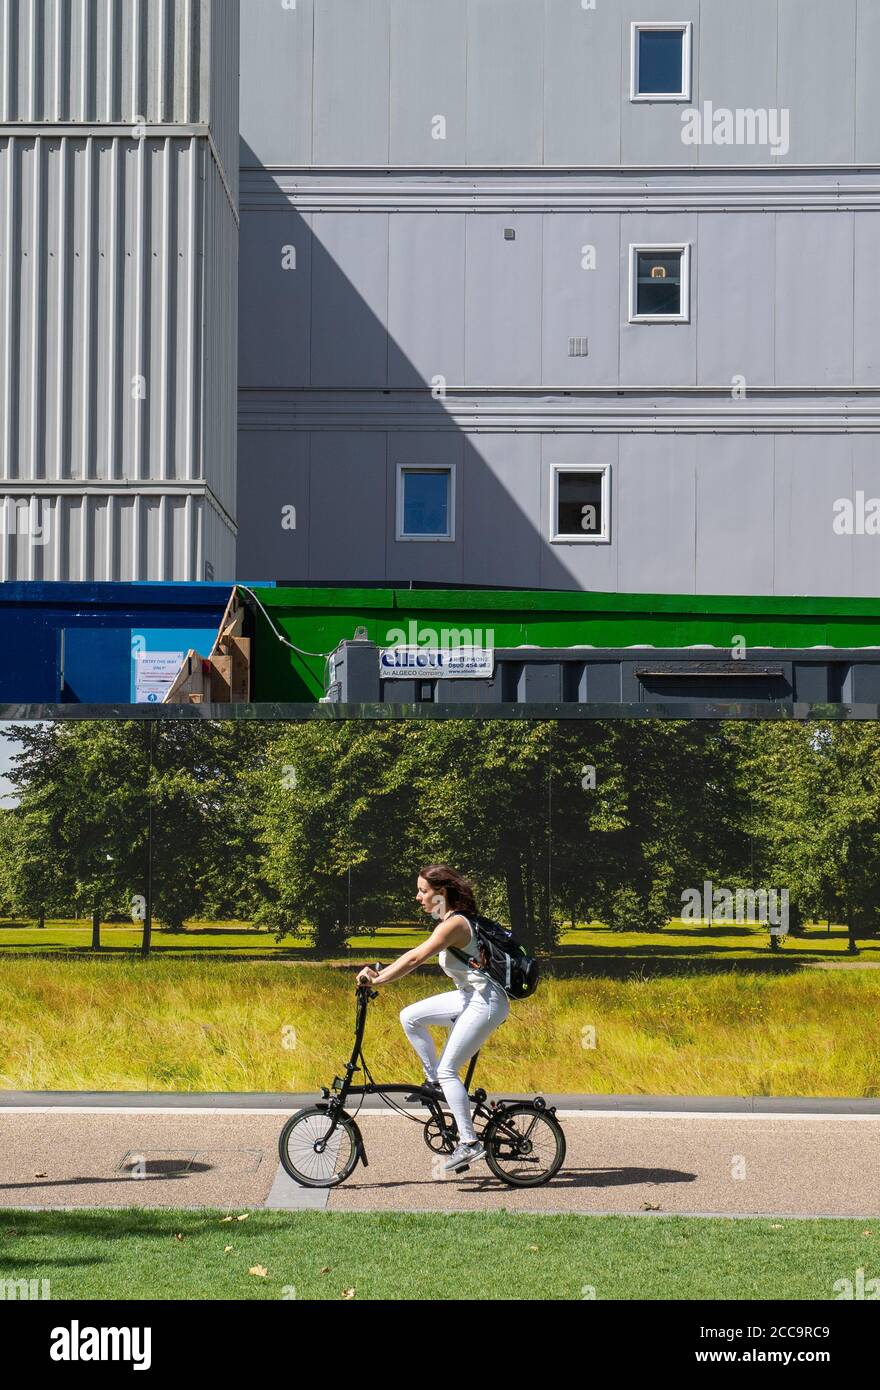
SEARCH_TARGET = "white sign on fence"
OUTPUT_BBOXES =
[379,646,495,679]
[134,651,185,704]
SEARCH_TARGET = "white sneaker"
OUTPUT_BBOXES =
[443,1139,487,1171]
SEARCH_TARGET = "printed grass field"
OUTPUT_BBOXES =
[1,957,878,1095]
[2,917,878,960]
[0,1209,873,1300]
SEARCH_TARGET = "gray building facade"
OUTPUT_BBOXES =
[238,0,880,596]
[0,0,239,582]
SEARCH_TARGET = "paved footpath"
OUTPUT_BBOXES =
[1,1093,878,1218]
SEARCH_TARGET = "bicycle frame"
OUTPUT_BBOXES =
[319,986,489,1139]
[306,985,558,1176]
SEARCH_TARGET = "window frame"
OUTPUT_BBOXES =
[550,464,612,545]
[396,464,456,542]
[630,21,693,102]
[628,242,691,324]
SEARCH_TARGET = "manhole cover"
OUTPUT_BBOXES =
[117,1150,264,1177]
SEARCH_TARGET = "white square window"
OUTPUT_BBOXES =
[630,22,692,101]
[550,466,611,544]
[396,465,455,541]
[628,244,691,323]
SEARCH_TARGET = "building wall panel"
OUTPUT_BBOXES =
[389,0,467,167]
[309,212,389,387]
[387,212,465,388]
[313,0,390,166]
[465,0,543,165]
[695,0,779,168]
[465,213,542,387]
[239,207,311,389]
[774,213,854,386]
[239,0,312,169]
[778,0,856,165]
[543,0,622,166]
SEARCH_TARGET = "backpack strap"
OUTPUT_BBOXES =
[446,915,479,969]
[447,945,474,967]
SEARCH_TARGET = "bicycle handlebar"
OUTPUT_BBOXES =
[356,961,383,997]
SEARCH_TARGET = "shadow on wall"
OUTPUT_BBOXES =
[236,139,609,591]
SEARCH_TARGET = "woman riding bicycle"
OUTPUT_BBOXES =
[356,864,510,1172]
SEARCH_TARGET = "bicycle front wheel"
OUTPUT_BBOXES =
[484,1104,566,1187]
[278,1106,361,1188]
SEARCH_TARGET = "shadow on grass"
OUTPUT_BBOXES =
[0,1210,262,1239]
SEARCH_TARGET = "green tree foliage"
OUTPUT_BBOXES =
[1,717,877,955]
[738,721,880,945]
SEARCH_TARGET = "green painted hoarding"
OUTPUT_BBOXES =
[239,587,880,702]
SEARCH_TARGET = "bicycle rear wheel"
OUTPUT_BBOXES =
[484,1104,566,1187]
[278,1106,360,1188]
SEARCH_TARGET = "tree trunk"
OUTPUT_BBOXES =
[846,901,858,954]
[91,910,101,951]
[313,912,347,955]
[534,861,551,952]
[141,899,152,959]
[504,857,527,940]
[523,858,535,948]
[37,911,45,930]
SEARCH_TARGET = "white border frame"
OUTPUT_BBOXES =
[630,21,692,102]
[628,243,691,323]
[550,464,612,545]
[396,464,456,542]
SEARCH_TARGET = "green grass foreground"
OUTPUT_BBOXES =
[2,958,879,1095]
[0,1209,873,1300]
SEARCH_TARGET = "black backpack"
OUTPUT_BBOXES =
[448,913,540,1001]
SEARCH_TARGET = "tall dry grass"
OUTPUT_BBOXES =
[0,959,877,1095]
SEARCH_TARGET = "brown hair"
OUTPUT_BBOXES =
[419,864,478,917]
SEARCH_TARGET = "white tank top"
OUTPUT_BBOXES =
[438,914,504,998]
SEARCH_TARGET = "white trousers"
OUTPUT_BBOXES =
[399,986,510,1144]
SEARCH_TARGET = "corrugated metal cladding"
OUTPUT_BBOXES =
[0,135,238,508]
[202,130,238,522]
[0,489,234,581]
[206,0,239,208]
[0,0,239,582]
[0,0,239,185]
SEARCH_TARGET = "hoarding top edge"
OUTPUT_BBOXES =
[2,703,880,723]
[249,586,880,620]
